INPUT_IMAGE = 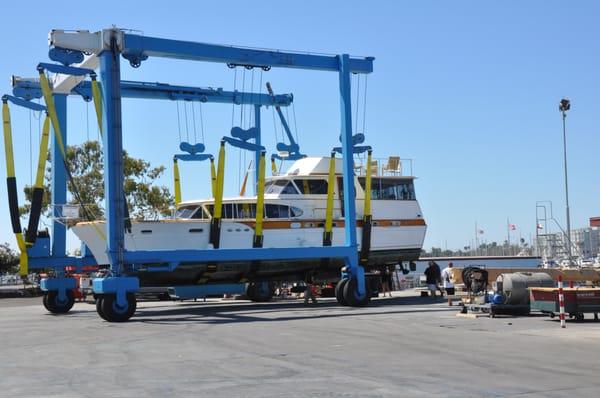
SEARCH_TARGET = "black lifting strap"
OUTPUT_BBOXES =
[7,176,21,234]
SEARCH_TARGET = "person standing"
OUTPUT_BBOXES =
[441,262,455,306]
[380,266,393,298]
[304,283,318,305]
[424,261,442,298]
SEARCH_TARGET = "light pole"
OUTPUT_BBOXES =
[559,98,572,264]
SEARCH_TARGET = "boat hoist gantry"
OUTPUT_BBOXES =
[3,28,374,321]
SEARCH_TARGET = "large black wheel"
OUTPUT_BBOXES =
[42,293,50,311]
[99,293,136,322]
[245,284,257,301]
[44,290,75,314]
[343,277,371,307]
[246,282,275,302]
[335,278,349,306]
[95,296,109,321]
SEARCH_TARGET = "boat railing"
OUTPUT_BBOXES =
[353,156,413,177]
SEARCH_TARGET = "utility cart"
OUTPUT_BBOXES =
[529,287,600,321]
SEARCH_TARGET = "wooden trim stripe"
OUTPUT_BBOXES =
[77,218,426,229]
[239,218,426,230]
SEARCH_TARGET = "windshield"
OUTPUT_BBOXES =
[176,205,200,218]
[265,179,299,195]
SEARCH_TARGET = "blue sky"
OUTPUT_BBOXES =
[0,1,598,252]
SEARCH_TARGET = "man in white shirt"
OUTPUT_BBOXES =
[441,262,455,306]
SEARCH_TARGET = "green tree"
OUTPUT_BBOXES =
[21,140,173,220]
[0,242,19,272]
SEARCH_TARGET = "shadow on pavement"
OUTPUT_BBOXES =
[130,294,456,325]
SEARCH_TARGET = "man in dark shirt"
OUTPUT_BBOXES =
[424,261,443,298]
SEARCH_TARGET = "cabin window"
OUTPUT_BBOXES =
[191,207,209,219]
[176,205,200,219]
[265,179,299,195]
[265,204,291,218]
[204,203,300,219]
[236,203,256,219]
[358,177,416,200]
[293,179,328,195]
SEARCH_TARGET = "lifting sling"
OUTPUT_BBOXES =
[209,141,226,249]
[173,158,182,205]
[25,115,51,244]
[210,157,217,198]
[253,152,266,248]
[323,152,336,246]
[360,149,373,264]
[2,99,28,275]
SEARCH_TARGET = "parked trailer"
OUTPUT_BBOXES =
[529,287,600,321]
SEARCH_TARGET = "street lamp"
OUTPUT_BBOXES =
[559,98,572,264]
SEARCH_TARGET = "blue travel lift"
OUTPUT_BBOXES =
[5,28,375,321]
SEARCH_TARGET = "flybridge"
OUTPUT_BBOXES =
[2,27,375,321]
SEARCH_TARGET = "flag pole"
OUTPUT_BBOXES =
[475,222,479,256]
[507,218,511,255]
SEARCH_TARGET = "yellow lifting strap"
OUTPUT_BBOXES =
[210,157,217,198]
[364,150,373,218]
[38,70,107,242]
[270,157,277,175]
[254,152,266,238]
[2,102,29,276]
[239,160,253,197]
[38,72,67,160]
[324,153,336,234]
[213,141,226,219]
[90,77,103,135]
[173,158,182,206]
[2,102,15,177]
[34,116,51,188]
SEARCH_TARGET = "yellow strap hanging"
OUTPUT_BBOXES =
[364,150,373,218]
[173,158,182,206]
[254,152,266,239]
[270,157,277,175]
[2,102,15,177]
[210,157,217,197]
[2,101,28,275]
[213,141,226,219]
[90,77,103,136]
[324,152,336,234]
[34,116,51,188]
[38,71,67,159]
[16,234,28,276]
[239,160,252,197]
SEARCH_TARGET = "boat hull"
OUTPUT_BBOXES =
[72,220,425,286]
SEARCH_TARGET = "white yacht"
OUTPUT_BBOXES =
[72,157,427,286]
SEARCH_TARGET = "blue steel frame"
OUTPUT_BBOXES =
[97,30,372,299]
[42,29,374,304]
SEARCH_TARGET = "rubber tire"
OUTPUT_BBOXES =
[44,290,75,314]
[245,284,257,301]
[343,277,371,307]
[99,293,137,322]
[95,297,109,321]
[335,278,349,306]
[247,282,274,302]
[42,293,50,311]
